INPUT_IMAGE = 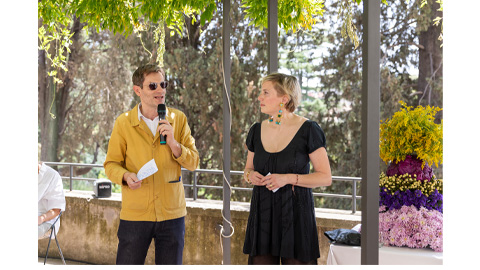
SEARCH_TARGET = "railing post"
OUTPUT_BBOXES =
[352,180,357,214]
[69,165,73,191]
[193,171,198,201]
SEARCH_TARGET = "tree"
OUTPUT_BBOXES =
[160,1,269,200]
[416,0,443,115]
[38,0,326,165]
[37,0,443,208]
[38,22,154,177]
[275,0,443,210]
[38,16,85,164]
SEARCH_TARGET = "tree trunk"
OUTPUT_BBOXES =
[39,76,59,163]
[57,16,85,148]
[38,18,47,161]
[39,16,84,163]
[417,0,443,177]
[39,16,59,163]
[417,0,442,114]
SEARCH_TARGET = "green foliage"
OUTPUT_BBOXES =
[284,0,443,210]
[380,101,443,167]
[38,0,443,211]
[39,0,328,87]
[425,0,443,45]
[241,0,325,32]
[38,0,74,86]
[38,0,215,92]
[340,0,359,49]
[354,0,388,4]
[155,1,266,201]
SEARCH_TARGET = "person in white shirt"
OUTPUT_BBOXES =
[38,162,66,239]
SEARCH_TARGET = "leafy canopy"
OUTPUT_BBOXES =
[38,0,328,84]
[241,0,325,32]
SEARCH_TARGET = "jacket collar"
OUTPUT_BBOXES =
[128,103,174,126]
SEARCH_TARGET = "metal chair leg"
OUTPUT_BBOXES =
[43,228,54,265]
[43,211,65,265]
[53,226,66,265]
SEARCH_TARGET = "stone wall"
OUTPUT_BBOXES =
[39,190,361,265]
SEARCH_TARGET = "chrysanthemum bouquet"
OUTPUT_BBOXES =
[379,102,443,252]
[379,205,443,252]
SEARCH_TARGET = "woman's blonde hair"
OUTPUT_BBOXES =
[261,73,301,112]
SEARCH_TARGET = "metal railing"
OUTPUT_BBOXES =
[44,162,362,213]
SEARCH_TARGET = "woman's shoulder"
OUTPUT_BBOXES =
[294,115,313,129]
[250,121,263,129]
[296,118,325,138]
[299,117,321,127]
[247,122,262,137]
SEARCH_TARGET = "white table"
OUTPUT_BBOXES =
[327,243,443,265]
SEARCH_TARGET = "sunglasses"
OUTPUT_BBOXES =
[145,81,168,90]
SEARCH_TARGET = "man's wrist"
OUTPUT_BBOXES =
[39,214,46,224]
[122,172,131,185]
[169,140,182,158]
[168,139,180,148]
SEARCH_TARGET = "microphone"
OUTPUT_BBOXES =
[157,104,167,145]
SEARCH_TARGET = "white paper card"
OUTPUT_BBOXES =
[267,173,279,193]
[136,159,158,181]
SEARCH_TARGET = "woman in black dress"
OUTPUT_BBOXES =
[243,73,332,265]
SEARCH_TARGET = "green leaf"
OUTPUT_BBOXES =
[200,2,215,26]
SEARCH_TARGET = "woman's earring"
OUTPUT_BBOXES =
[275,103,284,125]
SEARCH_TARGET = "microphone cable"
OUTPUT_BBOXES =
[218,33,235,264]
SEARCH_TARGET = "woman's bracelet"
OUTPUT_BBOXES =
[245,170,252,184]
[294,174,299,185]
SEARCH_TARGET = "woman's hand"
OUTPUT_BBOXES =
[262,174,293,191]
[248,171,266,186]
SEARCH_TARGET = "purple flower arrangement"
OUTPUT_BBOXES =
[379,155,443,252]
[380,187,443,213]
[386,155,433,181]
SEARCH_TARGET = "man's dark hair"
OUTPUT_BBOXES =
[132,64,165,88]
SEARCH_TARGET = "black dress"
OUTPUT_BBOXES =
[242,120,327,263]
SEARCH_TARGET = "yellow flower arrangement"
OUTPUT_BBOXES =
[380,101,443,168]
[379,172,443,196]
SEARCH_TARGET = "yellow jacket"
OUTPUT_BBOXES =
[104,104,199,221]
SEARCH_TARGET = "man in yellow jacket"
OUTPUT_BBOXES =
[104,64,199,265]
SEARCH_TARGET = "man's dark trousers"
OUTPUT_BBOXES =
[116,217,185,265]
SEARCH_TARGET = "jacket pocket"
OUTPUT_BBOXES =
[121,184,150,210]
[164,181,185,210]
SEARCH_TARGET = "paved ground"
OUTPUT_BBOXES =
[38,257,91,265]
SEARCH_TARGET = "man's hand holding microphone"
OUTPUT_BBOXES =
[157,104,182,158]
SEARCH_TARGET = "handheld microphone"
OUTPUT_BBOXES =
[157,104,167,145]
